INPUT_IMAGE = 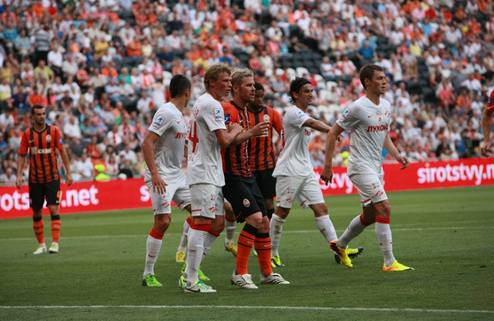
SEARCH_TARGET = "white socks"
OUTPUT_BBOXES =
[185,228,206,286]
[177,219,190,253]
[270,214,285,257]
[144,235,162,277]
[224,219,236,245]
[375,222,396,266]
[314,215,338,242]
[202,232,218,258]
[338,215,367,248]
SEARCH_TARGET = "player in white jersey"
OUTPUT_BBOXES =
[270,77,362,267]
[141,75,193,287]
[321,64,413,272]
[181,64,243,293]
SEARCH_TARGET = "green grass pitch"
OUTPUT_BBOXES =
[1,186,493,321]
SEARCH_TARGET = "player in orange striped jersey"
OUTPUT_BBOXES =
[246,82,283,220]
[222,69,289,288]
[16,105,72,255]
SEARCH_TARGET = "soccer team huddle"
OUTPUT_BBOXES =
[139,63,413,293]
[19,62,414,294]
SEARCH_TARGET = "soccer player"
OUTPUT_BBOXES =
[182,63,243,293]
[247,82,283,220]
[480,90,494,156]
[141,75,194,287]
[16,105,73,255]
[223,69,289,289]
[321,64,413,271]
[270,77,361,267]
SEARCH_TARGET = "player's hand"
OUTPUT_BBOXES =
[66,173,73,186]
[480,141,492,157]
[251,121,269,137]
[229,123,243,135]
[15,176,23,189]
[152,172,167,195]
[320,165,333,185]
[397,156,409,169]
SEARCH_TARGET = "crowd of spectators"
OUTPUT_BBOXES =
[0,0,493,186]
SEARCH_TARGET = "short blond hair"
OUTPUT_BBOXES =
[204,63,231,90]
[231,68,254,88]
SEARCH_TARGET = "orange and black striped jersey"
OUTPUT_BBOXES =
[247,106,283,171]
[222,101,252,178]
[18,125,64,183]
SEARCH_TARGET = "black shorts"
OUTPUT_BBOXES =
[223,174,266,223]
[253,169,276,199]
[29,180,61,210]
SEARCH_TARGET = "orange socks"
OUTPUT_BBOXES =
[51,215,61,243]
[255,232,273,277]
[236,225,256,275]
[33,219,45,244]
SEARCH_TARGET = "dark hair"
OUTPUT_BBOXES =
[359,64,384,89]
[31,105,45,114]
[169,74,191,98]
[254,82,264,92]
[289,77,311,102]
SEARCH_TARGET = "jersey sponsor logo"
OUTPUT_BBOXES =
[366,124,388,133]
[175,132,188,139]
[30,147,52,154]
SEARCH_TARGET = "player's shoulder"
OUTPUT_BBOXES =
[221,100,236,113]
[285,105,305,117]
[49,124,62,135]
[379,97,392,109]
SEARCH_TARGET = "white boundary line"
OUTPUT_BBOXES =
[0,305,492,314]
[0,226,493,242]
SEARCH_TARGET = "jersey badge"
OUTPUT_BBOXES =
[242,198,251,208]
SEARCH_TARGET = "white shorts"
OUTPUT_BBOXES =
[276,174,324,209]
[350,172,388,206]
[146,175,191,215]
[190,184,225,219]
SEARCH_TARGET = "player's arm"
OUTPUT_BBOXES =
[320,124,344,185]
[384,134,408,169]
[16,154,27,188]
[481,107,493,155]
[231,121,269,145]
[215,123,243,148]
[16,131,29,188]
[142,131,167,194]
[302,118,331,133]
[59,144,73,186]
[54,128,73,185]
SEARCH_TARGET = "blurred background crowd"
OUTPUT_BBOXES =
[0,0,493,186]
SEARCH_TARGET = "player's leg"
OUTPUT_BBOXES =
[175,216,190,263]
[175,187,192,263]
[372,200,413,272]
[255,169,277,220]
[183,184,217,292]
[46,181,61,254]
[270,175,303,266]
[222,176,258,289]
[30,183,46,255]
[223,200,237,256]
[142,180,177,287]
[331,173,378,268]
